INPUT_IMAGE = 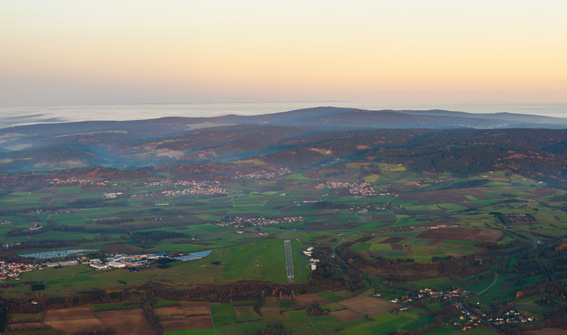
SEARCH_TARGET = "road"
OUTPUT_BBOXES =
[475,258,501,298]
[284,240,294,283]
[332,234,345,258]
[529,233,552,282]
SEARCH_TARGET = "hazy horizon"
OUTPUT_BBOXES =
[1,102,566,129]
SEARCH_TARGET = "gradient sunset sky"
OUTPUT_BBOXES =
[1,0,566,108]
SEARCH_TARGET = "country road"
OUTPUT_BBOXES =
[332,234,345,258]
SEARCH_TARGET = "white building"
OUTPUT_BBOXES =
[108,261,126,268]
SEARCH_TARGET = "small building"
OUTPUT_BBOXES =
[58,261,78,267]
[90,262,109,270]
[108,261,126,268]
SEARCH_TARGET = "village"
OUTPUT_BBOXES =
[0,261,34,280]
[161,180,229,196]
[27,208,73,216]
[233,168,291,180]
[316,181,396,197]
[217,215,303,228]
[49,178,110,186]
[379,287,537,332]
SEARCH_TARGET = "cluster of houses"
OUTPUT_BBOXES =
[452,305,483,331]
[161,180,228,196]
[384,287,536,332]
[49,178,109,186]
[232,168,291,180]
[299,199,322,204]
[29,209,71,215]
[406,179,447,186]
[386,288,472,305]
[103,192,123,199]
[488,309,535,326]
[315,182,380,197]
[0,261,34,280]
[28,224,43,231]
[420,288,470,299]
[302,247,320,271]
[235,229,267,236]
[451,305,534,332]
[217,216,303,228]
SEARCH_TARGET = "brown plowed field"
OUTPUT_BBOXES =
[526,188,558,196]
[383,237,404,244]
[427,239,443,246]
[8,322,49,331]
[294,294,330,307]
[160,315,213,331]
[339,295,395,315]
[44,306,106,334]
[438,243,481,250]
[524,329,567,335]
[367,237,387,243]
[156,301,213,332]
[418,227,503,242]
[331,309,364,321]
[96,308,156,335]
[159,301,210,316]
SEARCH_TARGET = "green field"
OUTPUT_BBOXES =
[1,164,565,334]
[211,304,238,325]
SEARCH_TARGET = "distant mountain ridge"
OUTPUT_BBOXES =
[1,106,567,186]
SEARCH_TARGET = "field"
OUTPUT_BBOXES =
[338,295,396,316]
[157,301,213,332]
[2,162,567,334]
[524,329,567,335]
[43,306,107,334]
[330,308,364,321]
[96,309,156,335]
[210,304,238,325]
[417,227,503,242]
[295,294,331,307]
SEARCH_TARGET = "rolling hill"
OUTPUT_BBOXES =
[1,107,567,187]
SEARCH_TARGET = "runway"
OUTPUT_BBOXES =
[284,239,294,283]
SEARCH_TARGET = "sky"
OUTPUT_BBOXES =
[1,1,567,110]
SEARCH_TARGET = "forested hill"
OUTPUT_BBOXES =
[1,107,567,186]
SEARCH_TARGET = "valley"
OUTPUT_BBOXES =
[1,108,567,334]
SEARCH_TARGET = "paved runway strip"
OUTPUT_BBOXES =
[284,239,294,283]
